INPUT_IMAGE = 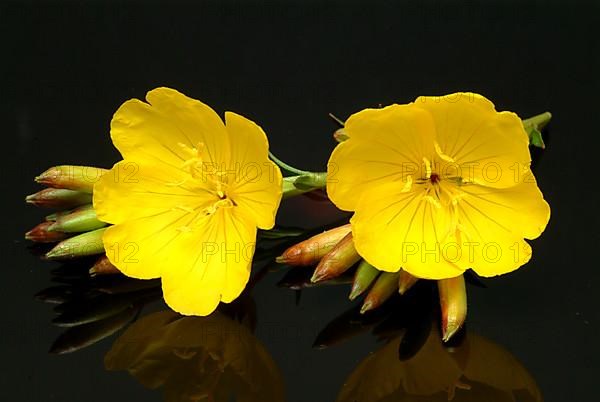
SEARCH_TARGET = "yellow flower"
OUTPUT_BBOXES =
[93,88,282,315]
[327,93,550,279]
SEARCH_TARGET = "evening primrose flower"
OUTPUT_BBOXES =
[327,93,550,279]
[93,88,282,315]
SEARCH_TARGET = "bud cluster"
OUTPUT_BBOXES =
[276,224,467,341]
[25,165,119,277]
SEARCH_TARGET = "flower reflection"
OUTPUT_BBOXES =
[337,326,542,402]
[105,310,285,402]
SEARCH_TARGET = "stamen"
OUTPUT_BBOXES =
[422,157,432,180]
[434,141,455,162]
[170,142,239,229]
[178,142,208,179]
[165,178,189,187]
[173,205,195,213]
[202,197,234,216]
[401,175,413,193]
[423,194,441,209]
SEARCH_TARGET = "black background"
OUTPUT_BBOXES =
[1,1,599,401]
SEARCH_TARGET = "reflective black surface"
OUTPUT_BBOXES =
[2,1,599,401]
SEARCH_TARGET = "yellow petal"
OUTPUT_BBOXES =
[453,179,550,276]
[93,160,215,224]
[350,182,463,279]
[414,92,531,188]
[224,112,283,229]
[327,104,436,211]
[111,87,231,169]
[458,178,550,240]
[160,208,257,315]
[101,209,191,279]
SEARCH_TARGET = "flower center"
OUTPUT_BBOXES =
[202,195,236,216]
[169,141,236,199]
[430,172,440,184]
[170,142,238,232]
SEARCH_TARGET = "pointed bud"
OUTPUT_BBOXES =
[45,227,106,260]
[276,224,352,266]
[311,232,361,283]
[349,260,379,300]
[26,188,92,209]
[333,128,349,142]
[89,255,120,277]
[361,272,400,314]
[35,165,107,193]
[398,270,419,295]
[328,113,347,143]
[438,275,467,342]
[45,204,93,222]
[44,211,62,222]
[48,206,106,233]
[25,221,68,243]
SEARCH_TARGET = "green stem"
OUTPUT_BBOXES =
[269,151,328,198]
[269,151,312,175]
[522,112,552,130]
[328,113,345,127]
[282,173,327,198]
